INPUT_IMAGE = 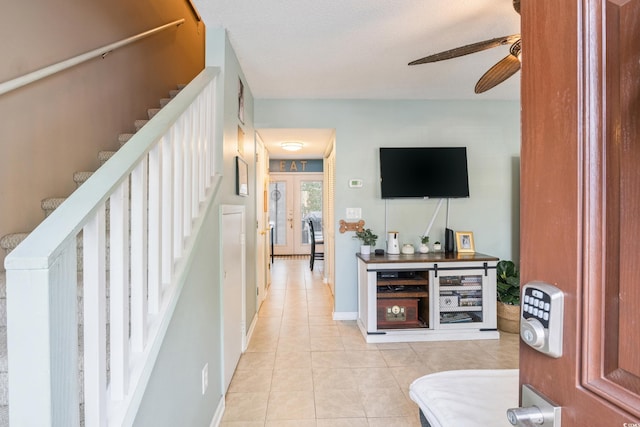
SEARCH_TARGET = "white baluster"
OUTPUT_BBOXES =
[131,159,148,352]
[109,180,130,400]
[161,135,174,287]
[148,143,162,314]
[83,205,108,427]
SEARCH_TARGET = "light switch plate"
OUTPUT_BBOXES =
[349,179,363,188]
[346,208,361,219]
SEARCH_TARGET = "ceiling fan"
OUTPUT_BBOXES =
[409,0,521,94]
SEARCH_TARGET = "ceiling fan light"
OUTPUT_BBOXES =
[281,141,304,151]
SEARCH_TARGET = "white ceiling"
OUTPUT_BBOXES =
[196,0,521,156]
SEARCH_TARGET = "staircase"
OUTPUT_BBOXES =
[0,86,186,426]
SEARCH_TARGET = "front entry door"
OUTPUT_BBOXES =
[270,173,323,256]
[520,0,640,424]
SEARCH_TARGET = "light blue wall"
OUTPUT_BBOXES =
[134,199,223,426]
[206,28,258,328]
[255,99,521,314]
[134,30,260,426]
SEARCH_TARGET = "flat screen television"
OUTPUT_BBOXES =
[380,147,470,199]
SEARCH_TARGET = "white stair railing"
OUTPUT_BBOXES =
[5,67,221,427]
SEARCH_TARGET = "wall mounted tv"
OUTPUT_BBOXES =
[380,147,470,199]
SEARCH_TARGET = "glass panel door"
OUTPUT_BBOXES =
[270,173,323,255]
[269,178,292,254]
[297,178,323,253]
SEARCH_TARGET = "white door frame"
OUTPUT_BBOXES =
[255,135,269,308]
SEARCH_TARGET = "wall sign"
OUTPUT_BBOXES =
[269,159,323,173]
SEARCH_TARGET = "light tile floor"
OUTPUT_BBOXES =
[221,259,519,426]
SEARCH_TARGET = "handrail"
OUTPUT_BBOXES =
[186,0,202,22]
[0,18,185,97]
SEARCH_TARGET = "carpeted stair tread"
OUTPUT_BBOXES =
[98,151,116,165]
[73,171,94,187]
[169,89,181,98]
[159,98,172,108]
[0,233,29,254]
[134,120,148,131]
[147,108,161,119]
[41,197,67,217]
[118,133,134,145]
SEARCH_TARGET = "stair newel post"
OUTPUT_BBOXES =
[83,204,108,426]
[6,239,81,427]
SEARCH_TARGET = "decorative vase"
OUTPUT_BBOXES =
[419,243,429,253]
[360,245,371,255]
[401,244,415,254]
[497,301,521,333]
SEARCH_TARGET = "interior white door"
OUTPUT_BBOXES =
[222,206,245,392]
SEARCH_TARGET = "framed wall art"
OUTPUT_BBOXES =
[236,156,248,196]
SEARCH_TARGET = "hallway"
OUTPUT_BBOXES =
[220,258,519,426]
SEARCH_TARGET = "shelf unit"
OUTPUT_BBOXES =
[376,271,430,329]
[356,252,499,343]
[437,273,485,326]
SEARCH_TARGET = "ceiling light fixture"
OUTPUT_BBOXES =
[281,141,304,151]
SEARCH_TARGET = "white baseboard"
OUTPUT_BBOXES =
[333,311,357,321]
[244,312,258,351]
[209,396,225,427]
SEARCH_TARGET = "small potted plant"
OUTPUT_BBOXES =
[496,260,521,333]
[419,235,430,253]
[354,228,378,255]
[433,241,442,251]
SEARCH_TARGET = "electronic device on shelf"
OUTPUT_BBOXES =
[379,147,470,199]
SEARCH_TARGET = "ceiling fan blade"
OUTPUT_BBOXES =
[408,34,520,65]
[474,53,521,93]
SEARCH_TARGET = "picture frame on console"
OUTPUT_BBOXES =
[455,231,475,253]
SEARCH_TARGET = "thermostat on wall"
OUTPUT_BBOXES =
[349,179,363,188]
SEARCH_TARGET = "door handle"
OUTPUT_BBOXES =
[506,385,561,426]
[506,407,544,426]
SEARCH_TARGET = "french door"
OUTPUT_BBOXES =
[269,173,323,255]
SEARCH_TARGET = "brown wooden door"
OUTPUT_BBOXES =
[520,0,640,424]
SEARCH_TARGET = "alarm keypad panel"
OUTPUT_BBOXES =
[522,289,551,326]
